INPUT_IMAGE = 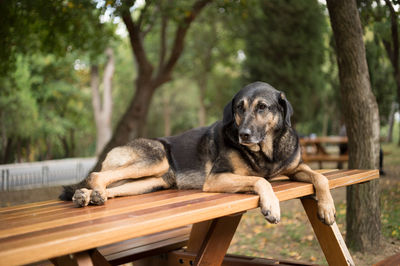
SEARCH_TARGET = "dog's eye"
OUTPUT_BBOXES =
[258,103,268,111]
[236,102,245,112]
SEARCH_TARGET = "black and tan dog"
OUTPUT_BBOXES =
[60,82,335,225]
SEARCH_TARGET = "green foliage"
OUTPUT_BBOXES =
[0,56,39,140]
[0,52,95,162]
[145,1,245,136]
[366,37,397,124]
[2,0,399,162]
[0,0,113,75]
[357,0,398,124]
[241,0,330,134]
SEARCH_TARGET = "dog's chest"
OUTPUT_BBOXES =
[229,151,276,177]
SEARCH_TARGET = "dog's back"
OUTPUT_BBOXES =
[158,122,221,189]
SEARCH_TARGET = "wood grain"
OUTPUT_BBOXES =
[0,169,378,266]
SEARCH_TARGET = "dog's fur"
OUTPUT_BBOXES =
[60,82,336,224]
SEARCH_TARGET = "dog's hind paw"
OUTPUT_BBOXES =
[90,189,107,205]
[72,188,91,207]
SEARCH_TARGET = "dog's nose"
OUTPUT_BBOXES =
[239,128,251,142]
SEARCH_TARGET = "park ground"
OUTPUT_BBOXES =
[1,144,399,265]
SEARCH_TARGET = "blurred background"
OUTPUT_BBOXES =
[0,0,400,264]
[1,0,399,165]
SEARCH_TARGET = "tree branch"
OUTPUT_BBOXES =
[384,0,399,74]
[102,47,114,120]
[121,8,154,78]
[90,65,101,118]
[158,5,168,74]
[382,38,394,65]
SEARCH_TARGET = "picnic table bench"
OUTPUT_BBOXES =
[300,137,348,168]
[0,169,379,266]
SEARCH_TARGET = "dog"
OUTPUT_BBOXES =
[60,82,336,225]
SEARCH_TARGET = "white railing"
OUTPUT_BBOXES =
[0,158,96,191]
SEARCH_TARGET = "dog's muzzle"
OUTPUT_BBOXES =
[239,128,261,145]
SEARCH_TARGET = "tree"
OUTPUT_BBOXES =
[0,52,96,162]
[93,0,213,171]
[241,0,327,133]
[326,0,381,252]
[177,5,242,127]
[0,0,115,162]
[382,0,400,144]
[358,0,400,144]
[0,0,111,76]
[91,48,115,155]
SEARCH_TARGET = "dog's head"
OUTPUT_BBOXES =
[223,82,293,149]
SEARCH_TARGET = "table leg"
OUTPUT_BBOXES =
[169,213,243,266]
[301,198,354,266]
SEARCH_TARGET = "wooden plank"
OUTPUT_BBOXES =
[0,194,260,265]
[0,169,379,266]
[373,252,400,266]
[0,201,69,216]
[169,251,318,266]
[99,226,191,261]
[107,235,188,265]
[0,189,181,219]
[302,155,348,162]
[301,198,354,266]
[0,191,212,238]
[272,169,379,201]
[300,136,348,144]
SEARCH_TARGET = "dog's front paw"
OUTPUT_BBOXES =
[90,189,107,205]
[317,199,336,225]
[260,194,281,224]
[72,188,91,207]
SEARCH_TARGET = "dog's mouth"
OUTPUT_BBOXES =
[239,136,263,146]
[239,139,258,145]
[239,138,262,152]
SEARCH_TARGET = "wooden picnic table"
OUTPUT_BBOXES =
[0,169,378,266]
[300,136,348,168]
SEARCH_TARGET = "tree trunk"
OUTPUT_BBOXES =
[93,82,156,171]
[162,92,171,136]
[197,77,207,127]
[91,0,212,172]
[326,0,381,252]
[91,48,114,155]
[1,137,13,164]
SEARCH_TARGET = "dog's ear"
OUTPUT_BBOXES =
[278,92,293,127]
[223,99,234,127]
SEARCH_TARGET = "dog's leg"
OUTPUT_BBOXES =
[289,163,336,225]
[106,177,170,198]
[88,158,169,205]
[203,174,280,224]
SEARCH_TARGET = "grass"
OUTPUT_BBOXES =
[381,182,400,240]
[381,143,400,241]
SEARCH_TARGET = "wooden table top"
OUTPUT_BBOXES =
[0,169,378,266]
